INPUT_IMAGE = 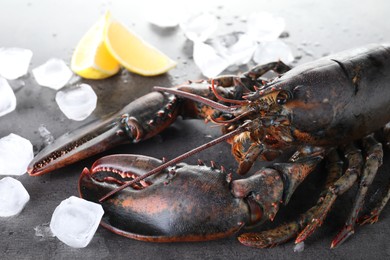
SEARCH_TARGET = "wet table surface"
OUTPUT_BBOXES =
[1,0,390,259]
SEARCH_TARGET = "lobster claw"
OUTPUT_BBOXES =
[78,154,251,242]
[28,92,179,176]
[28,116,129,176]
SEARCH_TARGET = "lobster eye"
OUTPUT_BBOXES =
[276,91,290,105]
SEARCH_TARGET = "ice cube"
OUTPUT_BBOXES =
[0,48,33,80]
[253,40,294,65]
[55,83,97,121]
[246,12,286,42]
[0,177,30,217]
[193,41,230,78]
[32,58,73,90]
[180,12,218,42]
[50,196,104,248]
[207,32,258,66]
[225,34,258,65]
[34,222,55,238]
[0,77,16,117]
[38,124,55,146]
[0,133,33,176]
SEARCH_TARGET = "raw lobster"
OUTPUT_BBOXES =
[28,44,390,248]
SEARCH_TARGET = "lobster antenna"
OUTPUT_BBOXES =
[154,86,237,114]
[99,125,247,202]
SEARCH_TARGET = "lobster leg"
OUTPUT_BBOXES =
[239,143,364,248]
[237,149,341,248]
[294,144,362,247]
[384,122,390,147]
[235,144,264,175]
[331,135,383,248]
[359,181,390,225]
[236,148,325,248]
[211,60,291,93]
[358,125,390,225]
[244,61,291,80]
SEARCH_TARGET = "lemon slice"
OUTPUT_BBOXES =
[104,14,176,76]
[71,13,120,79]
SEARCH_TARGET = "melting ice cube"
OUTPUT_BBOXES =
[0,48,33,80]
[50,196,104,248]
[34,222,55,238]
[0,133,33,176]
[180,12,218,42]
[207,32,258,66]
[32,58,73,90]
[38,124,55,146]
[0,177,30,217]
[253,40,294,65]
[193,32,258,77]
[0,77,16,117]
[246,12,285,42]
[193,41,230,78]
[55,83,97,121]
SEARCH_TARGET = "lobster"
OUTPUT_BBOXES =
[27,43,390,248]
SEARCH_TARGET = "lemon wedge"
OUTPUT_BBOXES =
[71,13,120,79]
[104,14,176,76]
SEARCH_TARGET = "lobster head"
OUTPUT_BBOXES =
[228,68,335,174]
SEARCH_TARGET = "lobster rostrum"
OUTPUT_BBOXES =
[28,44,390,248]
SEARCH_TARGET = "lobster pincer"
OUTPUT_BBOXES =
[28,91,181,176]
[78,154,283,242]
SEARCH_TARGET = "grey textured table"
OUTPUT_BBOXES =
[1,0,390,259]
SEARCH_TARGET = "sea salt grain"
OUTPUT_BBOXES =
[294,242,305,252]
[0,133,34,176]
[0,77,17,117]
[32,58,73,90]
[0,47,33,80]
[50,196,104,248]
[0,177,30,217]
[55,83,97,121]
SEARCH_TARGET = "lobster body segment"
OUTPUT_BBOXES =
[268,44,390,146]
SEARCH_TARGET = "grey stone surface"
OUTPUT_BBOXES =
[1,0,390,259]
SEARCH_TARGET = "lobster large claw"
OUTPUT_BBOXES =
[78,154,256,242]
[28,92,180,176]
